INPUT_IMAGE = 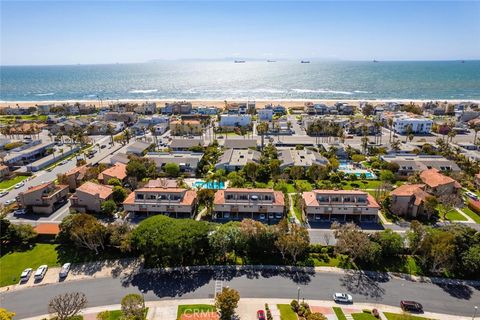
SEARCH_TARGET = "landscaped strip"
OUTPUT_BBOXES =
[383,312,433,320]
[445,209,468,221]
[0,175,29,190]
[277,304,297,320]
[461,207,480,224]
[177,304,216,320]
[351,311,379,320]
[333,307,347,320]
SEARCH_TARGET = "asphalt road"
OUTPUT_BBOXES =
[1,269,479,318]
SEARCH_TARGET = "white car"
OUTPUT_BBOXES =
[20,268,33,283]
[34,265,48,281]
[333,292,353,303]
[59,263,71,278]
[464,191,478,201]
[13,209,27,215]
[5,199,15,205]
[14,182,25,189]
[0,191,8,197]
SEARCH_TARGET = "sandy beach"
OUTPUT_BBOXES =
[2,98,479,110]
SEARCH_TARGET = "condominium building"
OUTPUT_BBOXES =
[390,184,430,218]
[98,163,128,184]
[70,181,114,213]
[219,114,252,127]
[170,120,203,136]
[278,149,329,169]
[380,154,461,175]
[64,165,88,191]
[392,116,433,134]
[213,188,285,222]
[215,149,261,172]
[419,168,461,196]
[123,188,197,218]
[17,182,68,214]
[302,190,380,223]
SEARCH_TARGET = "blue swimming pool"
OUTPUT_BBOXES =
[193,181,225,189]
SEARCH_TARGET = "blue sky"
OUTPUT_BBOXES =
[1,1,479,65]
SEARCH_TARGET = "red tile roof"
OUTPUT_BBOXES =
[76,181,113,199]
[420,168,458,188]
[23,182,52,194]
[99,163,127,181]
[34,223,60,235]
[213,189,284,206]
[391,184,430,206]
[65,165,87,176]
[302,189,379,208]
[123,188,196,205]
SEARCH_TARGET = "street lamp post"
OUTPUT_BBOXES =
[473,306,478,320]
[297,287,300,302]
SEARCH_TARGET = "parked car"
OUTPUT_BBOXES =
[400,300,423,313]
[15,182,25,189]
[0,191,8,197]
[34,265,48,281]
[59,160,68,165]
[333,292,353,303]
[13,209,27,215]
[464,191,478,201]
[259,214,266,220]
[257,310,266,320]
[20,268,32,283]
[100,144,106,149]
[59,263,71,279]
[5,199,15,205]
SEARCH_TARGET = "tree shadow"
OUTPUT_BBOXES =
[122,266,315,298]
[339,269,387,300]
[434,281,474,300]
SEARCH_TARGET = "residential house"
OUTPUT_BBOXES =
[50,119,89,135]
[170,120,203,136]
[419,168,461,196]
[392,115,433,134]
[64,165,88,191]
[223,139,257,149]
[162,101,193,115]
[380,154,461,175]
[278,149,329,169]
[70,181,114,213]
[258,108,273,121]
[87,121,125,135]
[225,101,255,114]
[302,190,380,223]
[104,112,137,124]
[123,187,197,218]
[37,104,53,115]
[98,163,128,184]
[126,141,151,156]
[265,104,286,115]
[219,114,252,128]
[134,103,157,115]
[17,182,68,214]
[215,149,261,172]
[389,184,430,218]
[213,188,285,222]
[195,106,219,115]
[146,152,203,176]
[169,138,205,151]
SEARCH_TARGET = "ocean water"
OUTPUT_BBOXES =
[1,61,479,101]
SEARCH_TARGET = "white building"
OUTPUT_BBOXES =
[219,114,252,127]
[392,116,433,134]
[258,108,273,121]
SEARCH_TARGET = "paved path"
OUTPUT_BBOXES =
[2,267,479,319]
[455,207,476,223]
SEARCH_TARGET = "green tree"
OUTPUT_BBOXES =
[197,189,216,215]
[227,171,245,187]
[215,287,240,320]
[121,294,145,320]
[373,229,403,258]
[243,162,259,182]
[333,222,378,263]
[59,214,107,254]
[8,224,37,245]
[101,199,117,215]
[275,223,310,263]
[164,162,180,177]
[112,186,128,203]
[107,178,122,186]
[289,166,304,181]
[462,245,480,276]
[209,222,245,262]
[48,292,87,320]
[131,215,212,266]
[379,170,395,182]
[351,154,366,163]
[0,308,15,320]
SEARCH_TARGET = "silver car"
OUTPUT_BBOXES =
[20,268,32,283]
[34,265,48,281]
[59,263,71,279]
[333,292,353,303]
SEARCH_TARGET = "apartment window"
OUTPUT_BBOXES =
[136,194,144,200]
[226,194,233,200]
[239,195,248,200]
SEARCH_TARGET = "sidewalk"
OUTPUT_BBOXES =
[21,298,472,320]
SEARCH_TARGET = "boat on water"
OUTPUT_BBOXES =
[300,60,310,63]
[234,60,245,63]
[373,59,379,63]
[267,60,276,63]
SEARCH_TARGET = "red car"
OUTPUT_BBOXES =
[400,300,423,313]
[257,310,266,320]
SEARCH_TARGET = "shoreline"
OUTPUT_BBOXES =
[2,98,480,109]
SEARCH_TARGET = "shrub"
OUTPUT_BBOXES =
[290,300,300,312]
[96,311,110,320]
[362,309,372,314]
[372,309,379,318]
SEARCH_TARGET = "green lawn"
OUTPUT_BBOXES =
[0,115,48,123]
[333,307,347,320]
[445,209,468,221]
[0,243,60,287]
[0,175,29,190]
[383,312,434,320]
[352,312,378,320]
[277,304,297,320]
[343,180,383,190]
[461,207,480,224]
[99,309,148,320]
[177,304,216,320]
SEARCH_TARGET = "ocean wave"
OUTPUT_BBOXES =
[34,92,55,96]
[292,89,353,95]
[129,89,158,94]
[353,90,371,93]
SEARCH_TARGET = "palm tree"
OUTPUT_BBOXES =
[405,124,413,143]
[361,136,369,155]
[256,122,269,150]
[106,124,115,146]
[150,127,158,149]
[470,123,480,145]
[388,118,394,143]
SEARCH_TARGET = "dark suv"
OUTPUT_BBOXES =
[400,300,423,312]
